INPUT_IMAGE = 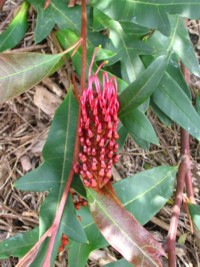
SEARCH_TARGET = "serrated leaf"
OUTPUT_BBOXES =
[15,89,87,265]
[69,166,177,265]
[0,228,38,259]
[0,52,63,103]
[92,0,200,36]
[0,2,29,52]
[152,72,200,141]
[87,184,165,266]
[120,108,158,145]
[147,15,200,77]
[93,8,154,83]
[118,55,168,117]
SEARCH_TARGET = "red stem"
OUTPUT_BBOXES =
[166,157,189,267]
[42,0,87,265]
[0,0,6,10]
[180,127,194,201]
[17,1,87,266]
[166,19,195,265]
[81,0,87,91]
[180,62,195,202]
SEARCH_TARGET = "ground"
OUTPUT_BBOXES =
[0,1,200,266]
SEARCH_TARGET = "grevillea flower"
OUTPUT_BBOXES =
[75,48,120,189]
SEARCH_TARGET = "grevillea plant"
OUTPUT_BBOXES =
[1,0,200,267]
[76,47,120,189]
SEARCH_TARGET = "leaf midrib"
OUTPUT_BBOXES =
[84,167,177,230]
[0,54,61,80]
[56,91,73,211]
[122,168,176,206]
[89,190,158,266]
[119,56,166,115]
[127,0,200,7]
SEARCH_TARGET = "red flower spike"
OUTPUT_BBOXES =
[59,234,69,252]
[77,47,120,189]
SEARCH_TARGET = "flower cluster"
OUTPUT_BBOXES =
[75,48,120,189]
[59,234,68,253]
[70,188,87,210]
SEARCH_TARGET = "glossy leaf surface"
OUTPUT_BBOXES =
[27,0,82,43]
[152,72,200,141]
[69,166,177,266]
[120,108,158,145]
[146,15,200,76]
[0,228,39,259]
[14,89,87,265]
[92,0,200,36]
[93,8,153,83]
[0,2,29,52]
[56,29,128,92]
[105,259,133,267]
[118,55,168,117]
[0,52,63,103]
[87,185,166,266]
[114,166,177,225]
[188,203,200,231]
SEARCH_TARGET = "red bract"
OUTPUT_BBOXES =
[76,48,120,189]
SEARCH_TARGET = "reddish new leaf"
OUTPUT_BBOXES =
[87,184,166,267]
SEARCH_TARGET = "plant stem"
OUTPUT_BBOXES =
[180,63,195,202]
[81,0,87,91]
[17,1,87,266]
[0,0,6,10]
[166,158,188,267]
[42,0,87,266]
[166,31,195,264]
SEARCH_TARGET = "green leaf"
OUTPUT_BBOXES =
[0,2,29,52]
[56,29,128,92]
[68,207,107,267]
[0,52,64,103]
[87,185,165,266]
[117,124,128,151]
[105,259,133,267]
[120,108,159,145]
[166,56,191,99]
[151,102,171,127]
[15,89,87,265]
[71,175,87,199]
[69,166,177,265]
[93,8,154,83]
[188,204,200,231]
[131,133,150,150]
[147,15,200,77]
[68,242,91,267]
[27,0,82,43]
[114,166,177,225]
[152,72,200,141]
[118,55,168,117]
[195,95,200,116]
[0,228,38,259]
[92,0,200,36]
